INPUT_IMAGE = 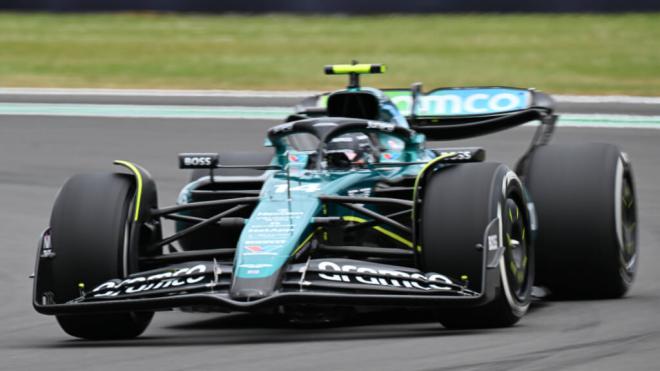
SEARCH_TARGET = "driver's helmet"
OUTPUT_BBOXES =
[326,133,379,167]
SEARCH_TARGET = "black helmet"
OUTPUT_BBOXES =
[325,133,379,168]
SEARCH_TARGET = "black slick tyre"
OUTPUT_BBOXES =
[50,173,153,339]
[524,143,637,299]
[420,163,534,329]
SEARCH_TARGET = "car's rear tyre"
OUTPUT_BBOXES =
[420,163,534,329]
[524,143,637,299]
[50,173,153,339]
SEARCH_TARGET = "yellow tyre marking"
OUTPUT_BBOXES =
[114,160,143,222]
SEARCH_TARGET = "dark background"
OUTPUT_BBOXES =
[2,0,660,13]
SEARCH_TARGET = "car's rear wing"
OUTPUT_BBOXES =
[383,86,556,140]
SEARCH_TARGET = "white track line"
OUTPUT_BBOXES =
[1,102,659,129]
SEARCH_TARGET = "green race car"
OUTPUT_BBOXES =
[33,64,638,339]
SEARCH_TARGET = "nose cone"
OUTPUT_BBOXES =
[229,275,281,301]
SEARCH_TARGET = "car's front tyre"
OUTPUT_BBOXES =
[420,163,534,328]
[50,173,153,339]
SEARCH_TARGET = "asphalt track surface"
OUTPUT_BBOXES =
[2,113,660,370]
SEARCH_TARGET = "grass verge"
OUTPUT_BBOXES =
[0,13,658,95]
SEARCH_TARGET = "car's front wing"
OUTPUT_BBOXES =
[33,256,502,315]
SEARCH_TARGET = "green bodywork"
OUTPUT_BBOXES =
[234,154,427,279]
[177,83,481,282]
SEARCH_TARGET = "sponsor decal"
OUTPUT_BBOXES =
[331,136,355,143]
[313,122,338,127]
[91,264,209,297]
[387,139,404,150]
[366,121,395,132]
[381,152,401,161]
[386,88,530,116]
[248,226,295,233]
[438,150,473,161]
[238,264,273,269]
[286,152,309,169]
[316,261,453,291]
[239,262,274,275]
[184,156,212,166]
[274,183,321,194]
[347,187,371,197]
[242,244,278,255]
[488,234,499,251]
[178,153,219,169]
[40,232,55,258]
[245,245,264,253]
[239,209,308,259]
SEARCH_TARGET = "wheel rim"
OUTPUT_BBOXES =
[619,173,637,280]
[503,198,530,299]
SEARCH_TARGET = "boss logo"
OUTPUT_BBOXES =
[178,153,219,169]
[185,157,212,166]
[440,151,472,160]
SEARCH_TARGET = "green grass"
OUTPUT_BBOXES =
[0,13,659,95]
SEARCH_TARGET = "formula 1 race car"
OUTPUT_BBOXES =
[32,63,638,339]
